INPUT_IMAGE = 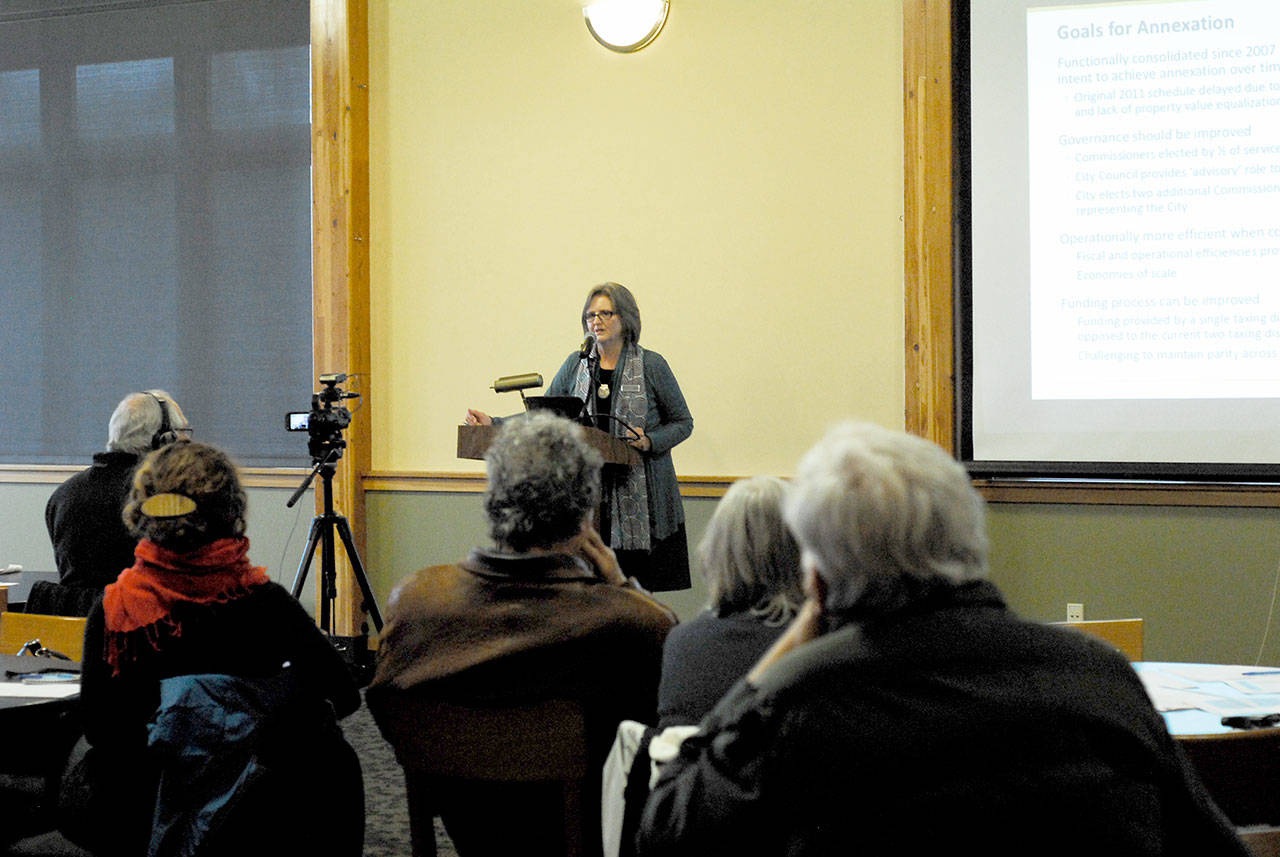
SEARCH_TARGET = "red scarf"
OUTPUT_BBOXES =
[103,536,270,674]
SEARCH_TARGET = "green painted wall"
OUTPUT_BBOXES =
[986,502,1280,665]
[6,481,1280,666]
[364,491,717,624]
[360,491,1280,666]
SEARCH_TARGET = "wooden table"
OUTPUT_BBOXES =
[1135,662,1280,735]
[0,653,81,799]
[1136,662,1280,827]
[0,653,80,713]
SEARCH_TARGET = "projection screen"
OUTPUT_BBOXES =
[961,0,1280,480]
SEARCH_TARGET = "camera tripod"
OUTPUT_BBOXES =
[288,446,383,636]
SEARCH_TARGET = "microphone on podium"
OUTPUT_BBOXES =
[579,335,595,360]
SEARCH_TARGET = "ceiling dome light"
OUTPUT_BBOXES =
[583,0,669,53]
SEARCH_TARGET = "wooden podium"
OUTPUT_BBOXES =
[457,424,640,468]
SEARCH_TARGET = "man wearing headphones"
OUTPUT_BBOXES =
[45,390,192,593]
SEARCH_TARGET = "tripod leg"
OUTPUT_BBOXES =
[333,517,384,632]
[291,516,325,600]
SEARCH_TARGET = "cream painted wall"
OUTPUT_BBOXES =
[368,1,905,477]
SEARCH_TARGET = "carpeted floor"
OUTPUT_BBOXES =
[344,691,458,857]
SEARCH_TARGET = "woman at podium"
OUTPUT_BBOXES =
[467,283,693,590]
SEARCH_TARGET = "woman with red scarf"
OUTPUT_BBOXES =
[73,441,361,856]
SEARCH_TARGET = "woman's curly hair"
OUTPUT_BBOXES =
[484,413,602,552]
[123,441,247,552]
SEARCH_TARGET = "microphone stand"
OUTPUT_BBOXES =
[593,413,643,442]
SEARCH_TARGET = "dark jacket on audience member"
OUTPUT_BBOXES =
[76,582,360,857]
[45,451,140,590]
[146,670,365,857]
[636,579,1250,857]
[656,609,785,728]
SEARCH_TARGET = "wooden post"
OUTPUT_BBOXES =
[311,0,371,636]
[903,0,955,451]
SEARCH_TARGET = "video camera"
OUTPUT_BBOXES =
[287,373,358,463]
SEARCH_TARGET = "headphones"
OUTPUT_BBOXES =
[145,391,177,449]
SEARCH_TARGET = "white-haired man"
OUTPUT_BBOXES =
[637,421,1248,856]
[45,390,191,593]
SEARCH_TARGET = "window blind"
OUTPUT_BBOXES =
[0,0,312,467]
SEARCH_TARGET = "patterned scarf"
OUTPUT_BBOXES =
[103,536,270,674]
[573,342,652,551]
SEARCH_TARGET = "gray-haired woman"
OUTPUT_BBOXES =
[655,476,802,727]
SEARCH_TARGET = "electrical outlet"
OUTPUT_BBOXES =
[1067,603,1084,622]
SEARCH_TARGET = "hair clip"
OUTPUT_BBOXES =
[140,493,198,518]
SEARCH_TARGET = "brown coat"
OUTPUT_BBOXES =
[367,548,676,735]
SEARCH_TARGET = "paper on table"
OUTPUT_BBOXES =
[0,682,79,699]
[1140,671,1197,691]
[1181,692,1280,718]
[1138,669,1203,711]
[1142,683,1208,712]
[1138,666,1280,714]
[1160,665,1269,683]
[1223,676,1280,694]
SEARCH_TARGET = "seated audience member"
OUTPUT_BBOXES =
[656,475,802,728]
[367,412,677,855]
[636,422,1250,857]
[73,441,362,857]
[45,390,191,602]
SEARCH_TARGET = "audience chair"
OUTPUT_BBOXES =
[0,613,87,662]
[377,698,592,857]
[23,582,101,619]
[1051,617,1144,661]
